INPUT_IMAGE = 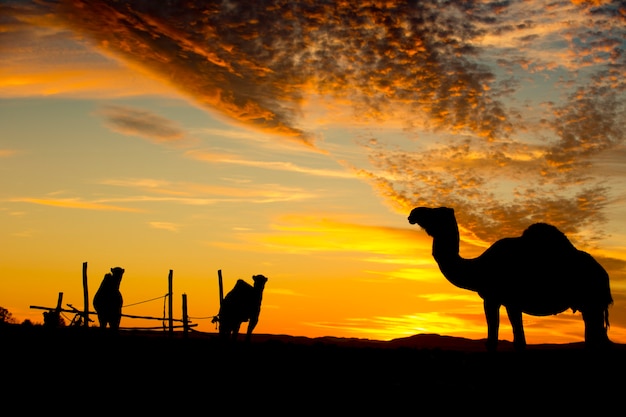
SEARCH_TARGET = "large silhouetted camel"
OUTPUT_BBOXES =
[213,274,268,342]
[93,267,125,331]
[408,207,613,351]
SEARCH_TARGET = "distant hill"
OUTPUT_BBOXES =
[236,331,590,351]
[1,323,595,351]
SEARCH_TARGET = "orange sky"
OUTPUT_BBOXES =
[1,0,626,345]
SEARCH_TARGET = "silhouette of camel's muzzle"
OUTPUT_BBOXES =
[408,208,423,225]
[408,207,433,226]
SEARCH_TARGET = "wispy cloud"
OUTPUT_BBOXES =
[7,176,317,213]
[9,197,144,212]
[187,150,356,179]
[148,221,180,232]
[98,105,196,147]
[99,177,316,204]
[193,127,323,154]
[0,1,179,99]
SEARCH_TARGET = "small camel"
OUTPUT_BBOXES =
[213,274,268,342]
[408,207,613,351]
[93,267,125,331]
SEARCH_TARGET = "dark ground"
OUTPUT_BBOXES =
[3,324,625,413]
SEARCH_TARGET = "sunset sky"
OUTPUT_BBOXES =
[2,0,626,344]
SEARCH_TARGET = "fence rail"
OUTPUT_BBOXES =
[29,262,203,336]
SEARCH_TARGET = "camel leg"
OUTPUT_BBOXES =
[246,316,259,342]
[505,306,526,351]
[110,310,122,332]
[231,322,242,341]
[484,299,500,352]
[582,309,610,349]
[218,322,229,339]
[219,319,235,341]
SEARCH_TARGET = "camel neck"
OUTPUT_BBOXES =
[432,233,480,293]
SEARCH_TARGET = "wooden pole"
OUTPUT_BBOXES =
[55,292,63,312]
[218,269,224,306]
[182,293,188,337]
[82,262,89,328]
[50,292,63,328]
[168,270,173,335]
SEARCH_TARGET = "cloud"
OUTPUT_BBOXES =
[0,2,178,99]
[43,0,541,146]
[7,0,626,244]
[9,197,143,212]
[148,221,180,232]
[186,150,356,179]
[99,177,316,204]
[98,105,194,147]
[8,177,317,213]
[48,0,315,147]
[545,85,624,181]
[362,143,611,245]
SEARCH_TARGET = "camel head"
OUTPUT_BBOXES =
[110,266,125,287]
[252,274,268,290]
[408,207,456,238]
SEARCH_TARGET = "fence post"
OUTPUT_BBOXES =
[168,270,173,335]
[182,293,188,337]
[56,292,63,312]
[46,292,63,328]
[218,270,224,306]
[82,262,89,328]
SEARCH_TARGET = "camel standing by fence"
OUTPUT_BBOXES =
[408,207,613,351]
[93,267,125,331]
[213,274,268,342]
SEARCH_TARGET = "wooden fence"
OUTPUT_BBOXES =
[30,262,199,335]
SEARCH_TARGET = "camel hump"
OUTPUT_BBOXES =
[223,279,255,304]
[233,279,254,293]
[220,279,257,321]
[96,273,114,291]
[522,222,577,253]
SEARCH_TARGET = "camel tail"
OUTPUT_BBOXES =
[604,307,610,329]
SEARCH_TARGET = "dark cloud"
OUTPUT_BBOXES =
[53,0,315,145]
[49,0,515,144]
[99,105,188,145]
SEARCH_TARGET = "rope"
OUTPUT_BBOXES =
[60,312,72,324]
[123,294,168,308]
[162,293,167,331]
